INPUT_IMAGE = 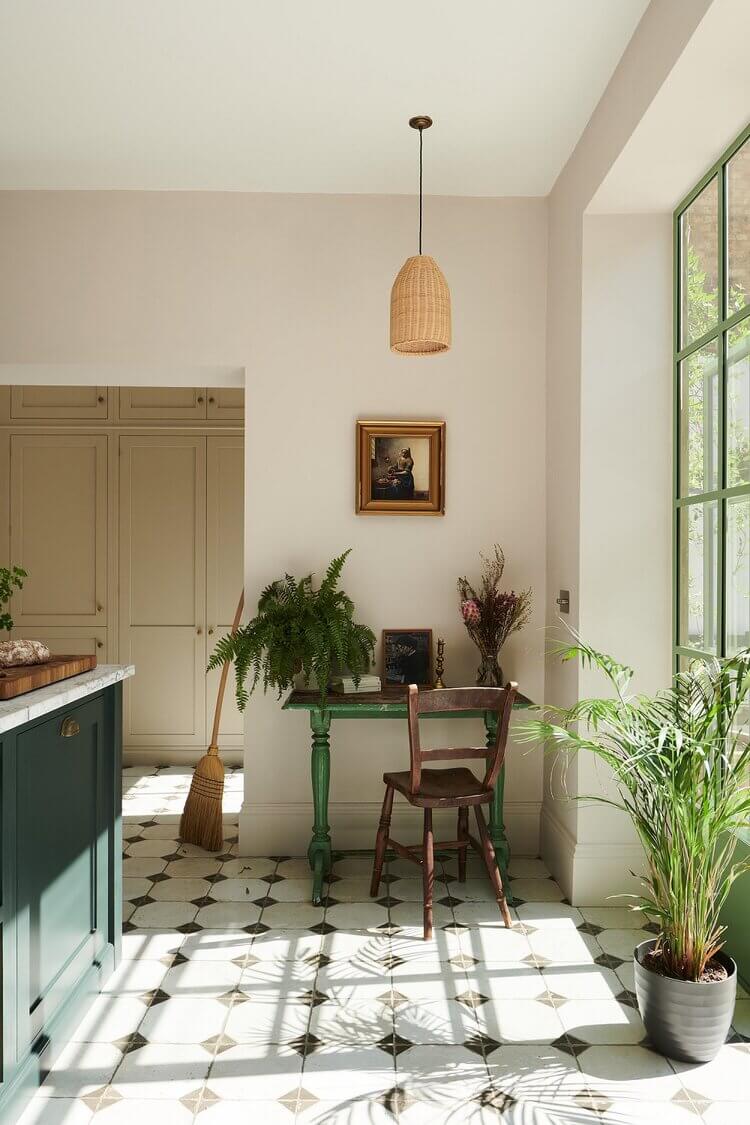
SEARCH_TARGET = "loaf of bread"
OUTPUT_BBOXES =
[0,639,51,667]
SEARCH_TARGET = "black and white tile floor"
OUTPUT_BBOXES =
[20,765,750,1124]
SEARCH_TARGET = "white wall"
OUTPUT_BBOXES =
[565,212,673,903]
[0,188,549,856]
[541,0,713,898]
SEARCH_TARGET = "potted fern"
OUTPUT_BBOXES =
[519,639,750,1062]
[208,550,375,709]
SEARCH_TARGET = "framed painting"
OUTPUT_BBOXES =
[356,420,445,515]
[382,628,433,687]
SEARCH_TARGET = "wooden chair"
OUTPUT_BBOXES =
[370,683,517,940]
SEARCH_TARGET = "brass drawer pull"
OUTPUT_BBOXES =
[60,717,80,738]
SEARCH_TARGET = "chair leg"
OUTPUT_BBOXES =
[423,807,434,941]
[457,808,469,883]
[370,785,394,897]
[474,804,512,928]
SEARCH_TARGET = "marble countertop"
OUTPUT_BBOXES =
[0,664,135,735]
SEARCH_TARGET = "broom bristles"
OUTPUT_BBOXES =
[180,746,225,853]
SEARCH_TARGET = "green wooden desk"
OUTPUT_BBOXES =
[282,687,533,906]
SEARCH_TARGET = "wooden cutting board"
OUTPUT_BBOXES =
[0,655,97,700]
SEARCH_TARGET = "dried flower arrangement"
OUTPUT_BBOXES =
[458,546,532,686]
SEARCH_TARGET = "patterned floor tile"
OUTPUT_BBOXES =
[303,1046,397,1099]
[571,1044,683,1101]
[202,1043,307,1100]
[17,1098,95,1125]
[139,997,227,1045]
[109,1042,212,1099]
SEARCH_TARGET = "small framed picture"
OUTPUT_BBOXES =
[356,420,445,515]
[382,629,433,687]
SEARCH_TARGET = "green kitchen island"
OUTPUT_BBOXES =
[0,664,134,1125]
[283,686,533,906]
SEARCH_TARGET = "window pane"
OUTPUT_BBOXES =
[728,138,750,317]
[679,340,719,495]
[678,501,718,652]
[680,176,719,347]
[726,494,750,655]
[727,321,750,487]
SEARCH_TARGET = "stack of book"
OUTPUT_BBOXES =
[330,674,381,695]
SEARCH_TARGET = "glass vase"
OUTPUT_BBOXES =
[476,650,504,688]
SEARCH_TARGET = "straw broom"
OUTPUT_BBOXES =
[180,592,244,852]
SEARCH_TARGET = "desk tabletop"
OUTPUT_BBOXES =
[283,686,533,717]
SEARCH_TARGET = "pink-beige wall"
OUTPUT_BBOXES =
[0,189,549,855]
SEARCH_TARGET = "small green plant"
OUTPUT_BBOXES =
[208,550,375,709]
[0,565,27,633]
[518,636,750,982]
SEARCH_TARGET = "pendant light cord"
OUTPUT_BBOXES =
[418,125,423,255]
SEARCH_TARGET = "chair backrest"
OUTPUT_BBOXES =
[406,683,518,794]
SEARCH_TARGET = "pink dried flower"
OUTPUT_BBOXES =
[461,599,481,625]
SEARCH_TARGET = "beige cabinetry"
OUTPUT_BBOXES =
[2,386,244,763]
[118,387,208,421]
[207,388,244,421]
[207,436,245,748]
[9,385,111,421]
[10,626,108,659]
[119,436,207,751]
[10,434,108,626]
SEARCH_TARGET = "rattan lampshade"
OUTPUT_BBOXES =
[390,254,451,354]
[390,116,451,355]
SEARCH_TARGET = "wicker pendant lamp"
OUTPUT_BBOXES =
[390,116,451,355]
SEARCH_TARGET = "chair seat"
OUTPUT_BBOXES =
[383,767,491,808]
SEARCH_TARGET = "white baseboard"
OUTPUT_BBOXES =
[123,748,244,769]
[541,802,645,906]
[239,800,541,857]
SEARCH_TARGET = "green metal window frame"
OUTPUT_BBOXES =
[673,122,750,670]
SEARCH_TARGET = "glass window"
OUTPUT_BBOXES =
[678,502,718,653]
[680,176,719,347]
[728,138,750,317]
[679,340,719,495]
[675,126,750,668]
[727,323,750,487]
[726,495,750,655]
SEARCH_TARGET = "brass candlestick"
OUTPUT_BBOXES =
[434,637,446,689]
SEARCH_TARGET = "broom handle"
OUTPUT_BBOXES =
[208,591,245,751]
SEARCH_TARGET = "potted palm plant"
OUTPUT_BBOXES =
[207,549,375,709]
[519,638,750,1062]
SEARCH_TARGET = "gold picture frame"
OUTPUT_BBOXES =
[356,420,445,515]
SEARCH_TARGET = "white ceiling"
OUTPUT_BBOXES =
[0,0,648,196]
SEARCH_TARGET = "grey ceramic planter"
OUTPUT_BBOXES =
[634,938,737,1062]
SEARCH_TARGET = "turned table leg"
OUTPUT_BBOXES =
[307,708,332,905]
[484,710,513,905]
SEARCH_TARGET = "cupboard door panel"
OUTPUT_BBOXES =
[207,437,244,747]
[122,438,205,625]
[16,697,106,1042]
[206,388,244,421]
[120,436,206,749]
[124,627,204,742]
[119,387,207,421]
[10,435,107,626]
[11,627,106,660]
[10,385,109,420]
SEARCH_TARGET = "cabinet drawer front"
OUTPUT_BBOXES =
[11,386,109,420]
[206,388,244,420]
[16,697,108,1037]
[11,627,107,659]
[119,387,207,420]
